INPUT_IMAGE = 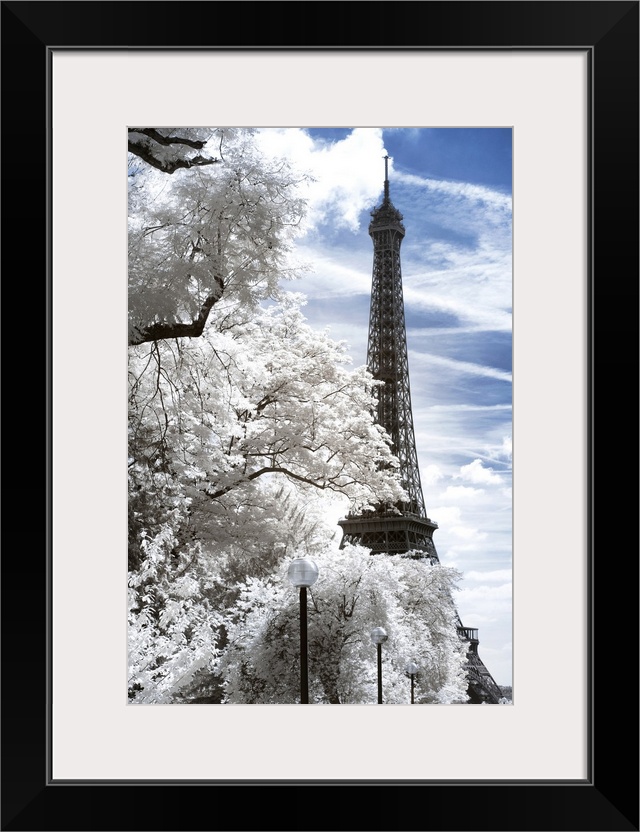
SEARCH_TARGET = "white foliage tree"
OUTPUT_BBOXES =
[127,517,226,704]
[128,127,309,345]
[128,293,405,555]
[128,294,408,702]
[218,544,469,705]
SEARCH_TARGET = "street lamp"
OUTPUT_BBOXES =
[370,626,388,704]
[287,557,319,704]
[404,661,419,704]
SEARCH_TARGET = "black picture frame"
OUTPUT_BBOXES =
[2,2,638,830]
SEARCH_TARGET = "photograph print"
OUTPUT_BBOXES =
[127,127,513,706]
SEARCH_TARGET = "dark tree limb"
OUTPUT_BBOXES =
[129,278,224,346]
[128,128,208,150]
[128,128,219,174]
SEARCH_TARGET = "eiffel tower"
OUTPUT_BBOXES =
[338,157,503,704]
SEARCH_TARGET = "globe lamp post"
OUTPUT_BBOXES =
[370,626,388,704]
[287,557,319,704]
[405,661,419,704]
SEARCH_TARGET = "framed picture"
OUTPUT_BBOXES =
[3,2,637,830]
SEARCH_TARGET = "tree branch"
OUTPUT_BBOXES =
[129,278,223,346]
[206,466,357,502]
[129,128,209,150]
[128,129,219,174]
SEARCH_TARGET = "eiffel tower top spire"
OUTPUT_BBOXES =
[371,156,404,230]
[383,154,390,202]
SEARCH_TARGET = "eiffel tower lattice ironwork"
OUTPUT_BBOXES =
[337,157,503,704]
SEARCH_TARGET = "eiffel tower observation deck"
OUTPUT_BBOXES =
[338,157,502,704]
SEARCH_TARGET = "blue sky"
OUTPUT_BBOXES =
[255,127,513,688]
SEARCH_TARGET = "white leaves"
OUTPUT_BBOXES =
[129,294,405,537]
[128,128,310,343]
[218,544,468,705]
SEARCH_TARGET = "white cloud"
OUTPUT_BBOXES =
[442,485,485,500]
[455,582,512,609]
[499,435,512,459]
[456,458,503,485]
[421,464,444,486]
[463,569,512,583]
[449,525,488,542]
[431,505,462,526]
[256,127,387,234]
[433,506,488,544]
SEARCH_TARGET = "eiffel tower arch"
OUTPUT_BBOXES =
[338,157,503,704]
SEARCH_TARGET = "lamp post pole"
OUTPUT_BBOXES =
[287,557,319,704]
[370,627,388,704]
[299,585,309,704]
[405,661,419,704]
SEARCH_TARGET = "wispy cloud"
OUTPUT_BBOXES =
[409,350,512,383]
[396,170,512,212]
